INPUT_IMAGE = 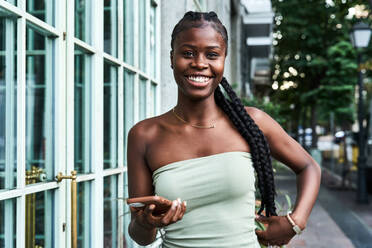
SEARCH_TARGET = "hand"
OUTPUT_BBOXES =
[131,198,187,230]
[255,215,296,247]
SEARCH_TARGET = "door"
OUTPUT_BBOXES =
[0,0,161,247]
[0,0,68,247]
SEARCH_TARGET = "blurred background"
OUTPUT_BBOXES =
[0,0,371,247]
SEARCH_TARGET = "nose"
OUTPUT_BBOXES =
[191,55,208,69]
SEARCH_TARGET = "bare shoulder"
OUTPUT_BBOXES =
[244,106,273,126]
[244,106,283,138]
[128,113,170,150]
[129,115,162,142]
[244,106,266,121]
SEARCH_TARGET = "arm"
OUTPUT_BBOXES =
[127,124,157,245]
[247,107,321,244]
[127,123,186,246]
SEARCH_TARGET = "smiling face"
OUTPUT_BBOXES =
[171,23,227,100]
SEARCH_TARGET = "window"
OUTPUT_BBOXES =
[0,1,160,247]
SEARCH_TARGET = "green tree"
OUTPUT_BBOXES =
[270,0,366,148]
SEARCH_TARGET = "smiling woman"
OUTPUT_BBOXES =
[127,11,321,248]
[170,25,225,100]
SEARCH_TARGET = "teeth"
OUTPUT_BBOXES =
[188,76,210,83]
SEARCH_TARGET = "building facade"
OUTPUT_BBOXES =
[0,0,272,247]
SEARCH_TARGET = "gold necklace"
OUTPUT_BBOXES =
[172,107,216,129]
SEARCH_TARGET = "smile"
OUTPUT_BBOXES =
[186,75,212,87]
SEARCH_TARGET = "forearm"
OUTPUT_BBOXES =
[291,161,321,229]
[128,219,158,246]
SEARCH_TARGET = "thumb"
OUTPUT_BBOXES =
[130,206,141,213]
[144,204,156,215]
[255,229,268,240]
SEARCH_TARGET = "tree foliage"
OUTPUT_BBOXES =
[270,0,368,138]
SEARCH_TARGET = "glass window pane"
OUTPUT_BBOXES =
[139,0,147,72]
[104,62,118,169]
[25,190,54,247]
[139,77,147,121]
[77,181,91,248]
[149,3,156,77]
[0,199,16,247]
[104,0,118,56]
[124,70,134,161]
[26,0,55,26]
[75,0,90,42]
[74,47,91,173]
[0,14,17,190]
[124,0,134,65]
[5,0,17,5]
[26,26,53,184]
[104,175,118,248]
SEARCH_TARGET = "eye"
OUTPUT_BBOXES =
[183,51,194,57]
[207,52,219,58]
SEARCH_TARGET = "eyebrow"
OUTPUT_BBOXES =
[180,44,221,49]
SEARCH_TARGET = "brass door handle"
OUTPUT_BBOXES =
[26,166,47,248]
[56,171,77,248]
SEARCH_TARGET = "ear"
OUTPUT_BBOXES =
[170,50,174,69]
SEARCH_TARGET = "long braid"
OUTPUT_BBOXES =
[219,78,277,216]
[214,87,268,215]
[171,11,277,217]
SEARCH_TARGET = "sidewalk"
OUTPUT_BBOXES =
[274,167,372,248]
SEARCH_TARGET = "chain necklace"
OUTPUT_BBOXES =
[172,107,216,129]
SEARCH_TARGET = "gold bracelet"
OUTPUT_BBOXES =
[286,211,303,235]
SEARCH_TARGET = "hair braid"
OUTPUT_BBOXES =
[218,78,277,216]
[214,87,268,214]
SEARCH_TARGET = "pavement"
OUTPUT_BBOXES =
[274,166,372,248]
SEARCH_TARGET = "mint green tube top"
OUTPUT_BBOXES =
[152,151,260,248]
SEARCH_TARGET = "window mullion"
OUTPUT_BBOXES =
[90,0,104,247]
[16,2,27,247]
[55,0,68,246]
[116,0,124,242]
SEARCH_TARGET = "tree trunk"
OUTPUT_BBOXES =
[311,104,318,148]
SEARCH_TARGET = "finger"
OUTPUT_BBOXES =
[255,229,268,241]
[143,204,159,227]
[143,204,156,215]
[179,201,187,219]
[255,215,271,224]
[256,237,270,247]
[159,200,179,226]
[172,199,183,222]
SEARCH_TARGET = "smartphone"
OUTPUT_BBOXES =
[126,196,172,215]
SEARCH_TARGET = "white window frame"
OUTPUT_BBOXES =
[0,0,161,247]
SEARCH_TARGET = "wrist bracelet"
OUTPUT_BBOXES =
[286,211,303,235]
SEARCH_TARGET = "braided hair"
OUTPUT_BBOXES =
[171,11,277,217]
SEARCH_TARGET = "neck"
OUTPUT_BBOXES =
[174,90,223,125]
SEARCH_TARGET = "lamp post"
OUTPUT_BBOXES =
[350,22,372,204]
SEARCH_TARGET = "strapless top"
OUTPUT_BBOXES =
[152,151,260,248]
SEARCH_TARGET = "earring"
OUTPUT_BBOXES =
[170,65,174,69]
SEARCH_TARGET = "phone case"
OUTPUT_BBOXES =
[127,196,172,215]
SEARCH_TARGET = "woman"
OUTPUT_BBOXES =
[127,11,321,247]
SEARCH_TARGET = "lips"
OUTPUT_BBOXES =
[185,75,213,87]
